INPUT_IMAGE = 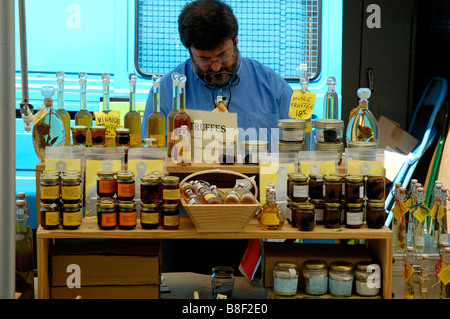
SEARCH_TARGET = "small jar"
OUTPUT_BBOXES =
[71,125,88,146]
[97,171,116,198]
[61,175,81,204]
[97,202,117,230]
[140,175,160,204]
[366,200,386,229]
[331,173,346,197]
[140,203,160,229]
[118,201,137,230]
[345,202,364,228]
[242,140,269,165]
[115,128,130,147]
[310,199,324,224]
[162,203,180,230]
[40,174,60,204]
[302,260,328,296]
[273,262,299,296]
[323,175,342,203]
[313,119,344,143]
[345,175,365,203]
[161,176,180,204]
[288,173,308,203]
[116,171,135,201]
[355,261,380,297]
[211,266,235,299]
[329,261,354,297]
[278,119,306,144]
[315,142,344,165]
[90,126,106,146]
[220,139,236,164]
[40,202,60,230]
[308,174,324,200]
[324,202,341,229]
[61,203,82,230]
[296,202,315,231]
[367,174,385,200]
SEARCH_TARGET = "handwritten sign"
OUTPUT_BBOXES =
[288,89,315,120]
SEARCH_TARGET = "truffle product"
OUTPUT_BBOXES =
[273,262,299,296]
[115,128,131,147]
[308,174,324,200]
[296,202,315,231]
[140,175,160,204]
[278,119,306,144]
[71,125,88,146]
[345,202,364,229]
[366,200,386,229]
[367,174,385,200]
[323,175,343,203]
[90,126,106,146]
[355,261,380,297]
[97,171,116,198]
[329,262,354,297]
[288,173,308,203]
[302,260,328,296]
[310,199,324,224]
[324,202,341,228]
[116,171,135,201]
[118,201,137,230]
[97,202,117,230]
[313,119,344,143]
[345,175,365,203]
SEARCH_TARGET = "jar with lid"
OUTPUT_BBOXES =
[161,176,180,204]
[313,119,344,143]
[288,173,308,203]
[302,260,328,295]
[278,119,306,144]
[331,173,346,197]
[40,202,60,230]
[367,174,385,200]
[309,174,324,200]
[40,174,60,204]
[345,202,364,228]
[328,261,354,297]
[324,202,341,228]
[61,175,81,204]
[310,199,324,224]
[61,203,82,230]
[278,142,305,153]
[296,202,315,231]
[118,201,137,230]
[323,175,342,203]
[242,140,269,165]
[115,128,130,147]
[140,175,160,204]
[97,202,117,230]
[273,262,299,296]
[90,125,106,146]
[366,200,386,229]
[97,171,116,198]
[71,125,88,146]
[162,203,180,230]
[211,266,235,299]
[355,261,380,297]
[140,203,159,229]
[314,142,344,165]
[345,175,365,203]
[116,171,135,201]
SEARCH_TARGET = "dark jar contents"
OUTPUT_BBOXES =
[345,175,365,203]
[211,266,235,299]
[161,176,180,204]
[97,171,116,198]
[289,174,308,202]
[309,174,324,200]
[162,203,180,230]
[115,128,131,147]
[118,201,137,230]
[323,175,343,203]
[366,200,386,229]
[60,175,81,204]
[140,175,160,204]
[40,175,60,204]
[61,203,82,230]
[71,125,87,146]
[40,202,60,230]
[296,202,316,231]
[140,203,160,229]
[345,202,364,229]
[116,171,135,201]
[90,126,106,146]
[220,140,236,165]
[288,201,298,228]
[97,202,117,230]
[324,202,341,229]
[367,174,385,200]
[310,199,324,225]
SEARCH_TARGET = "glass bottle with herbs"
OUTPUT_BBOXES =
[167,72,180,157]
[172,75,192,160]
[100,73,116,147]
[55,71,71,146]
[75,72,93,146]
[418,255,430,299]
[393,184,407,253]
[413,187,426,253]
[125,73,142,148]
[403,246,416,299]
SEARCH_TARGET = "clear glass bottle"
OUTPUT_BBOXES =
[173,75,192,161]
[167,72,180,157]
[100,73,116,147]
[147,74,166,147]
[439,245,450,299]
[258,188,285,230]
[56,71,71,146]
[403,246,416,299]
[211,266,235,299]
[413,187,426,253]
[430,182,442,249]
[393,185,407,253]
[194,181,221,204]
[125,73,142,148]
[75,72,93,146]
[418,255,430,299]
[346,88,379,146]
[438,187,449,249]
[407,183,421,248]
[323,76,339,119]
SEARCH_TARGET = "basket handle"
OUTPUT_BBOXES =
[180,169,258,196]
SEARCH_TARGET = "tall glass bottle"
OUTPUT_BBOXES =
[15,200,34,299]
[101,73,115,147]
[393,185,407,253]
[167,72,180,157]
[439,244,450,299]
[346,88,379,145]
[403,246,416,299]
[173,74,192,160]
[56,71,71,146]
[413,187,426,252]
[75,72,93,146]
[430,182,442,249]
[418,255,430,299]
[125,73,142,148]
[438,187,449,249]
[147,75,166,147]
[406,180,418,247]
[323,76,339,119]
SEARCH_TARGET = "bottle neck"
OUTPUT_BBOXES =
[80,83,87,111]
[172,84,179,112]
[103,85,110,112]
[153,87,160,113]
[179,90,186,113]
[57,83,64,110]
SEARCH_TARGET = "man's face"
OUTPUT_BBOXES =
[190,38,240,87]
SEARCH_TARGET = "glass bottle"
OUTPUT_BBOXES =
[418,255,430,299]
[56,71,71,146]
[438,187,449,249]
[346,88,379,146]
[323,76,339,119]
[75,72,93,146]
[125,73,142,148]
[439,245,450,299]
[299,76,313,150]
[393,185,407,253]
[15,200,34,299]
[172,75,192,159]
[258,188,285,230]
[101,73,116,147]
[194,181,221,204]
[147,74,166,147]
[167,72,180,157]
[431,182,443,249]
[413,187,426,253]
[403,246,416,299]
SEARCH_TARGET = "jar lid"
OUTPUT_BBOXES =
[289,173,307,182]
[116,171,134,179]
[62,203,81,209]
[118,201,136,209]
[309,173,324,179]
[303,259,327,269]
[212,266,235,275]
[97,170,115,177]
[355,261,376,271]
[295,202,315,210]
[325,202,341,208]
[315,142,344,151]
[242,140,269,151]
[309,199,324,205]
[141,175,159,183]
[141,203,159,209]
[367,173,384,180]
[62,170,81,176]
[278,142,305,152]
[98,202,116,209]
[345,175,364,182]
[312,119,344,130]
[42,170,61,176]
[97,197,115,204]
[275,262,299,269]
[40,202,59,209]
[115,128,130,134]
[151,171,170,177]
[61,175,80,182]
[347,141,378,149]
[330,261,353,271]
[71,125,88,132]
[162,203,179,209]
[368,199,385,208]
[162,176,180,183]
[90,126,106,132]
[323,175,342,182]
[346,202,363,208]
[278,118,307,129]
[40,175,60,182]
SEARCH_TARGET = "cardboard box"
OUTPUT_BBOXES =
[377,115,418,155]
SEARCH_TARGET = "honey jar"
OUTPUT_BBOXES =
[288,173,308,203]
[116,171,135,201]
[97,171,116,198]
[40,202,60,230]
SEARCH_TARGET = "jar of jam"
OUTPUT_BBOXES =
[90,126,106,146]
[278,119,306,144]
[71,125,88,146]
[118,201,137,230]
[324,202,341,229]
[288,173,308,203]
[367,174,385,200]
[211,266,235,299]
[97,171,116,198]
[289,201,298,228]
[331,173,346,197]
[345,175,365,203]
[40,174,60,204]
[61,203,82,230]
[313,119,344,143]
[366,200,386,229]
[140,203,160,229]
[61,175,81,204]
[161,176,180,204]
[97,202,117,230]
[296,202,315,231]
[310,199,324,224]
[308,174,324,200]
[116,171,135,201]
[323,175,342,203]
[40,202,60,230]
[140,175,160,204]
[355,261,380,297]
[329,262,354,297]
[162,203,180,230]
[345,202,364,228]
[273,262,299,296]
[115,128,130,147]
[302,260,328,296]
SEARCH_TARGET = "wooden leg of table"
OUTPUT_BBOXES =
[37,237,51,299]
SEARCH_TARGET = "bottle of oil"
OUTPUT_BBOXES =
[125,73,141,148]
[56,71,71,146]
[167,72,180,156]
[173,74,191,159]
[101,73,116,147]
[258,188,285,230]
[75,72,93,145]
[147,75,166,147]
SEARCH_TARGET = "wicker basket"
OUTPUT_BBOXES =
[180,169,260,232]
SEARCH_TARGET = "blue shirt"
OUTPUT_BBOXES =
[141,56,293,143]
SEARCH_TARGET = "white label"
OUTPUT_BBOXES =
[281,130,304,142]
[414,235,425,247]
[293,185,308,198]
[315,208,324,222]
[359,186,364,198]
[346,212,364,225]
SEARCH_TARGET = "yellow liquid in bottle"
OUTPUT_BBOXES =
[148,112,166,147]
[75,109,92,145]
[124,110,141,148]
[167,109,177,156]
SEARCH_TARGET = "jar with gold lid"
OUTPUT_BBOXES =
[345,175,365,203]
[323,175,342,203]
[118,201,137,230]
[345,202,364,228]
[273,262,299,296]
[40,174,60,204]
[366,200,386,229]
[61,203,82,230]
[161,176,180,204]
[278,119,306,144]
[328,261,354,297]
[140,203,159,229]
[302,260,328,295]
[310,199,324,224]
[116,171,135,201]
[242,140,269,165]
[162,203,180,230]
[97,171,116,198]
[115,128,130,147]
[296,202,315,231]
[97,202,117,230]
[61,175,81,204]
[308,173,324,200]
[288,173,308,203]
[71,125,88,146]
[40,202,60,230]
[367,174,385,200]
[313,119,344,143]
[140,175,160,204]
[324,202,341,229]
[355,261,380,297]
[90,125,106,146]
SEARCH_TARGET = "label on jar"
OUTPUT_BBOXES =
[98,180,116,194]
[355,280,379,296]
[163,189,180,200]
[414,235,425,247]
[293,185,308,198]
[346,211,364,225]
[45,211,60,226]
[274,277,298,295]
[315,208,324,222]
[63,210,82,226]
[281,129,304,142]
[119,211,137,226]
[164,214,180,227]
[41,185,59,200]
[359,186,364,198]
[329,278,352,296]
[61,185,81,200]
[308,277,328,293]
[117,182,135,198]
[101,213,117,227]
[141,212,159,224]
[149,134,166,147]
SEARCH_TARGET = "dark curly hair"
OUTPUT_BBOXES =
[178,0,238,50]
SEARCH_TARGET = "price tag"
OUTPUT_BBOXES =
[438,205,446,221]
[392,201,408,220]
[347,160,383,175]
[413,205,430,223]
[402,261,415,282]
[438,265,450,286]
[288,89,315,120]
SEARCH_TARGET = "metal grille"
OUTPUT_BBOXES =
[135,0,321,80]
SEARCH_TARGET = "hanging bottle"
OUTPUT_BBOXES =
[75,72,93,146]
[393,184,407,253]
[173,75,192,160]
[418,255,430,299]
[258,189,285,230]
[346,88,379,146]
[125,73,142,148]
[438,186,449,249]
[323,76,339,119]
[101,73,116,147]
[55,71,71,146]
[403,246,416,299]
[167,72,180,157]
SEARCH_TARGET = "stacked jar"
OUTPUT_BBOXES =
[313,119,344,164]
[278,119,306,153]
[287,173,310,229]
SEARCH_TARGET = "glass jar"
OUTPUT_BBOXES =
[345,202,364,229]
[116,171,135,201]
[220,139,236,164]
[242,140,269,165]
[324,202,341,229]
[296,202,315,231]
[140,175,160,204]
[161,176,180,204]
[140,203,159,229]
[329,261,354,297]
[366,200,386,229]
[310,199,324,225]
[367,174,385,200]
[40,174,60,204]
[90,126,106,146]
[71,125,88,146]
[345,175,365,203]
[315,142,344,165]
[331,173,346,198]
[97,202,117,230]
[278,119,306,144]
[355,261,380,297]
[323,175,343,203]
[61,203,82,230]
[40,202,60,230]
[162,203,180,230]
[278,142,305,152]
[115,128,130,147]
[61,175,81,204]
[273,262,299,297]
[313,119,344,143]
[289,202,298,228]
[118,201,137,230]
[302,260,328,296]
[288,173,308,203]
[308,174,324,200]
[97,171,116,198]
[211,266,235,299]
